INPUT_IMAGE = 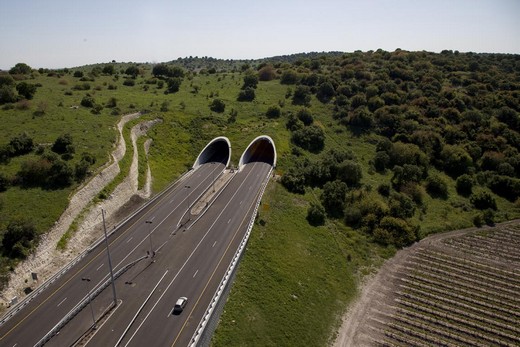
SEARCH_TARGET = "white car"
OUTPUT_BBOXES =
[173,296,188,314]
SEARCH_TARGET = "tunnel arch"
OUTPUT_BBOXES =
[238,135,277,171]
[193,136,231,169]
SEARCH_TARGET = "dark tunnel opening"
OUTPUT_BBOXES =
[203,140,229,164]
[239,136,276,169]
[194,137,231,168]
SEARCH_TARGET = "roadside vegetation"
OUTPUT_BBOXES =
[0,51,519,343]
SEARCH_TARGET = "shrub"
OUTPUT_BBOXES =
[258,65,276,81]
[237,87,255,101]
[123,79,135,86]
[374,216,416,247]
[80,95,95,108]
[456,174,474,196]
[52,134,74,155]
[307,202,326,226]
[321,180,348,218]
[0,85,17,104]
[16,82,37,100]
[337,160,363,186]
[0,172,10,191]
[73,71,84,78]
[425,174,448,199]
[470,190,497,210]
[209,98,225,113]
[291,125,325,153]
[280,70,299,84]
[265,106,281,119]
[7,133,33,157]
[242,72,258,89]
[166,77,182,93]
[297,108,313,126]
[292,85,311,106]
[281,168,305,194]
[2,219,38,259]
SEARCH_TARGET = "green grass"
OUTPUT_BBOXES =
[211,182,388,347]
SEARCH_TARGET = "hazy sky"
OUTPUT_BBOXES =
[1,0,519,69]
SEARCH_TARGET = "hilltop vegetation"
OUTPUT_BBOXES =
[0,50,519,344]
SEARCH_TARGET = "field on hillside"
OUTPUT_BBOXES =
[1,51,520,345]
[338,221,520,347]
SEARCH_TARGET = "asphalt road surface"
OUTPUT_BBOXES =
[0,153,272,346]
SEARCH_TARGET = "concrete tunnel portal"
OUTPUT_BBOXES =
[239,135,277,171]
[193,136,231,169]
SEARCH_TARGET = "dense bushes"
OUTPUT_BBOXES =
[277,50,520,249]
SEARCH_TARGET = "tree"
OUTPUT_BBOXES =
[16,82,37,100]
[292,85,311,106]
[209,98,225,113]
[48,160,74,187]
[242,72,258,89]
[0,74,15,88]
[280,70,299,84]
[440,144,473,177]
[2,219,38,259]
[0,85,17,104]
[456,174,474,196]
[337,160,363,186]
[470,190,497,210]
[9,63,32,75]
[152,63,170,77]
[281,167,306,194]
[125,65,140,78]
[307,202,326,226]
[368,96,385,112]
[291,125,325,153]
[52,134,74,155]
[425,174,448,199]
[166,77,182,93]
[8,133,34,156]
[102,64,115,75]
[286,113,304,131]
[321,180,348,218]
[73,70,84,78]
[258,65,276,81]
[316,81,335,102]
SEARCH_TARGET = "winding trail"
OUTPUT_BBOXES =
[1,113,160,306]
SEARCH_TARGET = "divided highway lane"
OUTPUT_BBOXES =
[0,162,225,347]
[83,160,272,347]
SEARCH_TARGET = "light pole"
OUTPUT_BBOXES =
[145,220,154,258]
[102,209,117,306]
[184,185,191,222]
[81,277,96,330]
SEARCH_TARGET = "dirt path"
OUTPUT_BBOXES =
[0,114,160,306]
[331,220,520,347]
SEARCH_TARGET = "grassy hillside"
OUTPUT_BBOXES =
[0,50,519,344]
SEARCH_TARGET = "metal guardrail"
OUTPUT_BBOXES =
[0,168,193,328]
[33,255,148,347]
[189,167,273,347]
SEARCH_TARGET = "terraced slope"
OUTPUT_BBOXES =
[336,222,520,347]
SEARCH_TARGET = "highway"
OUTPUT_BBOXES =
[0,136,275,347]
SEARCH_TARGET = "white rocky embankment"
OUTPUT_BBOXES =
[1,113,160,306]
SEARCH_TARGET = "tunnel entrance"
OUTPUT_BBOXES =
[193,137,231,169]
[238,135,277,170]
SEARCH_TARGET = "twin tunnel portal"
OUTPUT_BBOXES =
[193,135,277,170]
